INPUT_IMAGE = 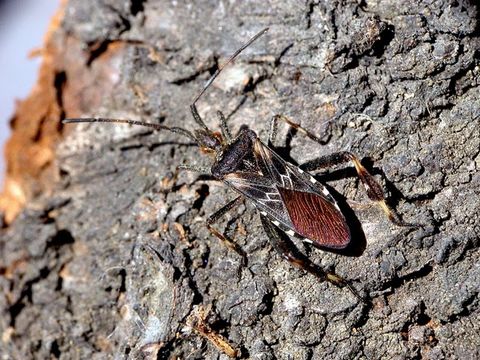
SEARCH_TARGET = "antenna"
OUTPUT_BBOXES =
[189,27,269,131]
[192,27,269,106]
[62,27,269,141]
[63,118,197,142]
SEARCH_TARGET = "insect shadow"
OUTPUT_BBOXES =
[63,28,421,302]
[317,182,366,257]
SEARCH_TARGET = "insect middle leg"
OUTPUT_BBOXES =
[268,114,326,147]
[260,215,363,301]
[270,115,418,227]
[206,196,247,263]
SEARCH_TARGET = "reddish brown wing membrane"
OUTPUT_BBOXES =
[278,188,351,249]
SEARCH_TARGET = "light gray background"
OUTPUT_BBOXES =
[0,0,59,186]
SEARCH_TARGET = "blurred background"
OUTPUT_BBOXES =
[0,0,59,187]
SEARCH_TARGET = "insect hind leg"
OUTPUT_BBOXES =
[268,115,420,227]
[301,151,420,228]
[206,196,247,264]
[259,214,364,301]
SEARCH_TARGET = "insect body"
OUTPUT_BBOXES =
[64,28,416,300]
[214,128,350,248]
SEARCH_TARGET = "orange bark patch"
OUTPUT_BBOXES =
[0,1,127,224]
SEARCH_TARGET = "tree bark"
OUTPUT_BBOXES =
[1,0,479,359]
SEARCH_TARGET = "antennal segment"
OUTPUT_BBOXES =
[192,27,269,106]
[63,118,197,143]
[190,27,269,131]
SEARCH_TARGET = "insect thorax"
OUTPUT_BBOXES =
[211,128,258,178]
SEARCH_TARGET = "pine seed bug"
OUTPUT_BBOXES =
[63,28,419,301]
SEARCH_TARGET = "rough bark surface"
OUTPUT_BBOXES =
[1,1,479,359]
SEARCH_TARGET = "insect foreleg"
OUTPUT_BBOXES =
[259,215,364,301]
[206,196,247,263]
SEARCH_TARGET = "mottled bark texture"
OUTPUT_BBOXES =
[1,0,479,359]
